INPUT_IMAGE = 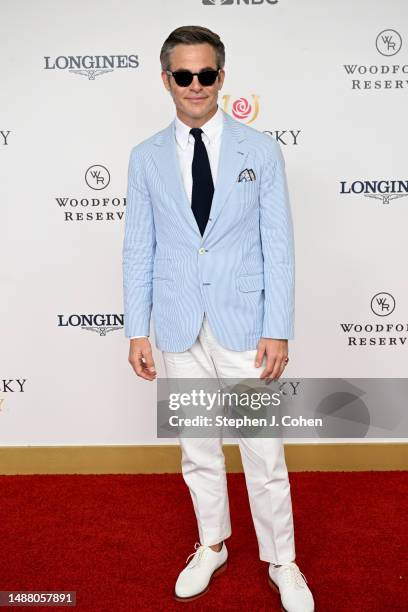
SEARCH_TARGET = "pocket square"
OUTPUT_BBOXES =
[238,168,256,182]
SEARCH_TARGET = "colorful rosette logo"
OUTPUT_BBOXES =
[231,97,252,120]
[222,94,260,124]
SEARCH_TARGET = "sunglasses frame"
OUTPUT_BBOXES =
[165,68,221,87]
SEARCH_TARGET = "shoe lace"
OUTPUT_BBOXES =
[280,562,308,589]
[185,542,207,568]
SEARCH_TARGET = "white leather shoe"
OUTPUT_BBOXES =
[174,541,228,601]
[268,561,315,612]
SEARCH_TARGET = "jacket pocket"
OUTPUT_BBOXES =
[236,179,258,209]
[237,272,264,292]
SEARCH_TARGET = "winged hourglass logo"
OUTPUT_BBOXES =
[364,193,408,205]
[202,0,234,5]
[69,68,114,80]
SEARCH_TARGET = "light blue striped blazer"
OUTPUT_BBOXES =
[122,109,295,352]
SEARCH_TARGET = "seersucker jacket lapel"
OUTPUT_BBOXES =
[151,109,250,242]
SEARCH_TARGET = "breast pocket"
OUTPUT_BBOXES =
[236,179,258,211]
[236,272,264,292]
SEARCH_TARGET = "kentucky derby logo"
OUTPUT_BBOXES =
[0,379,27,410]
[222,95,260,124]
[0,130,10,145]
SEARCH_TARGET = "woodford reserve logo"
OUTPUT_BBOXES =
[43,54,139,80]
[340,293,407,346]
[58,314,123,336]
[343,29,407,90]
[55,165,125,222]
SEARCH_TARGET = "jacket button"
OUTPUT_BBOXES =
[198,247,206,255]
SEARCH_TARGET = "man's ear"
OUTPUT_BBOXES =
[161,70,171,91]
[218,69,225,90]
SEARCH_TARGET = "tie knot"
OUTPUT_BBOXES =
[190,127,203,141]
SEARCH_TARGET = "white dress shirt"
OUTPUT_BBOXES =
[130,105,224,339]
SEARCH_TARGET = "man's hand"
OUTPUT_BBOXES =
[128,338,157,381]
[255,338,289,380]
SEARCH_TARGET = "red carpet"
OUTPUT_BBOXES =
[0,472,407,611]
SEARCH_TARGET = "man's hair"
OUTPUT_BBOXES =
[160,25,225,71]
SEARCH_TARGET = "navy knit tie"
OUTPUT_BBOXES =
[190,127,214,236]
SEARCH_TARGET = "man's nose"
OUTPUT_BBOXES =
[190,75,203,91]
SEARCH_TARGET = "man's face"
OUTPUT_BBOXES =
[161,43,225,126]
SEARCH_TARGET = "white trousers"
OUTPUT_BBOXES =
[162,314,296,564]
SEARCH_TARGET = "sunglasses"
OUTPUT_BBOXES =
[166,68,220,87]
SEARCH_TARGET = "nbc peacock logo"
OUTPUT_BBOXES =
[203,0,279,4]
[203,0,234,4]
[222,95,260,124]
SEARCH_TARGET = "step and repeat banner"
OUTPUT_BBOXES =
[1,0,407,446]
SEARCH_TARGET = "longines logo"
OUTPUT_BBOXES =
[1,131,10,145]
[203,0,278,5]
[340,293,407,346]
[340,180,408,205]
[343,29,407,89]
[58,314,124,335]
[0,379,27,411]
[44,54,139,80]
[55,165,125,222]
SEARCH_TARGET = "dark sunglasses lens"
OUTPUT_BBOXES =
[198,70,218,86]
[173,71,193,87]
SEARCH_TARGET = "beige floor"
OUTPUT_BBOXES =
[0,443,406,474]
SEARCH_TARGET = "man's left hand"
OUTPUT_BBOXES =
[255,338,289,380]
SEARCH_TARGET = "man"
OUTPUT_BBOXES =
[122,25,314,611]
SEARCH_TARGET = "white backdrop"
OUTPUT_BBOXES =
[1,0,407,446]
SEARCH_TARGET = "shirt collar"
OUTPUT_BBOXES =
[174,105,224,150]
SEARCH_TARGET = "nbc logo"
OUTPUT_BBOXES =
[203,0,278,5]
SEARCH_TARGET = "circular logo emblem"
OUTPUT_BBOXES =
[376,29,402,56]
[85,165,110,190]
[370,292,396,317]
[231,97,252,121]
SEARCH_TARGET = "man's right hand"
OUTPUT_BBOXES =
[128,338,157,381]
